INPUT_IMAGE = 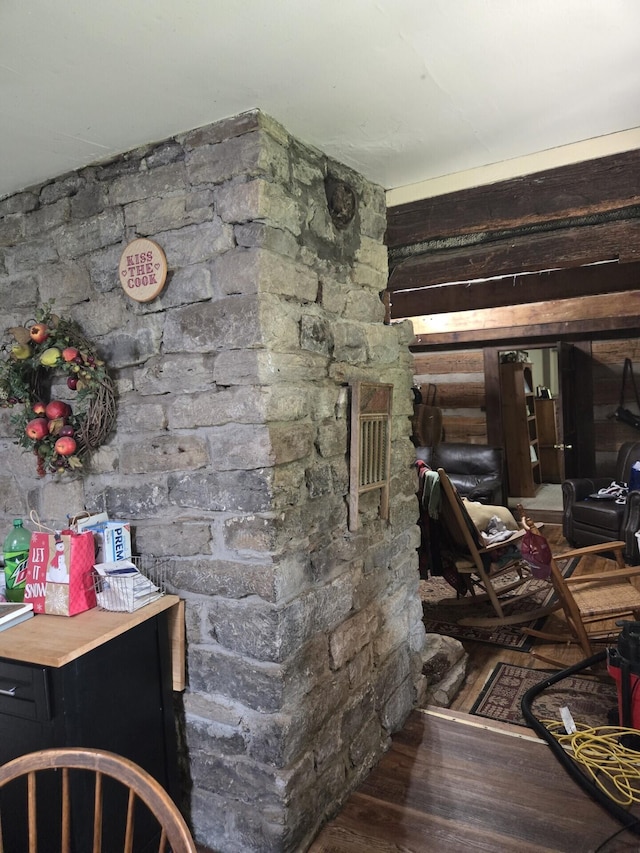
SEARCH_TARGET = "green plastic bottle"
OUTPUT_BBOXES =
[3,519,30,602]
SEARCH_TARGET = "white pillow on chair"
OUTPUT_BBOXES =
[462,498,518,533]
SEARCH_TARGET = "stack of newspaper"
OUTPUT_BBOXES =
[93,560,163,612]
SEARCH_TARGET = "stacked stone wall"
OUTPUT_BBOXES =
[0,110,426,852]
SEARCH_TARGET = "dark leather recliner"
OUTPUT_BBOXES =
[562,441,640,564]
[415,442,506,506]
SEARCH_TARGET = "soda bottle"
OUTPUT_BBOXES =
[3,519,30,602]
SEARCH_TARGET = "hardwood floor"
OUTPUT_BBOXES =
[310,524,640,852]
[309,709,633,852]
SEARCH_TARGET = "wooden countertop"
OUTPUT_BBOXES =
[0,596,185,688]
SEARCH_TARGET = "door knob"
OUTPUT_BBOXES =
[554,443,573,450]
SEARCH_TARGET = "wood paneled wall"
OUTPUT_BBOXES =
[413,349,488,445]
[592,339,640,472]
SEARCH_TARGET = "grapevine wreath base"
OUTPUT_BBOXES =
[0,306,116,477]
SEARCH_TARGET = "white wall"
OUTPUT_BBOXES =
[386,128,640,207]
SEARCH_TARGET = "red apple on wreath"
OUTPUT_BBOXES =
[62,347,79,362]
[54,436,77,456]
[29,323,49,344]
[45,400,70,420]
[25,418,49,441]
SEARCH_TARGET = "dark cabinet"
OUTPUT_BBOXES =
[0,598,182,852]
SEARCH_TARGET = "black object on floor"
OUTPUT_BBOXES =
[521,650,640,837]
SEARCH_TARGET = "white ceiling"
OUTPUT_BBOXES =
[2,0,640,201]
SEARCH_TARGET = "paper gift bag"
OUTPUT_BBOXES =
[24,529,97,616]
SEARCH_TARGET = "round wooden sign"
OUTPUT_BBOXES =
[118,238,167,303]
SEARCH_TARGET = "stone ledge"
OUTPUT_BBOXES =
[421,633,468,708]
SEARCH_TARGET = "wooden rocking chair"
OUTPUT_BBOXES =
[519,512,640,664]
[434,468,559,627]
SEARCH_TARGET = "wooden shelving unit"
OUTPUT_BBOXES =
[500,362,541,497]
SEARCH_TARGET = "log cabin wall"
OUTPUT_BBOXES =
[386,148,640,475]
[592,339,640,474]
[412,349,488,445]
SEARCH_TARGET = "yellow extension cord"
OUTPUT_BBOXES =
[543,720,640,806]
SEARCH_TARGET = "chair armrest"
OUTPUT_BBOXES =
[552,540,626,561]
[562,477,610,505]
[565,566,640,584]
[562,479,615,545]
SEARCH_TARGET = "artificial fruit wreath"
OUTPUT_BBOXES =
[0,305,116,477]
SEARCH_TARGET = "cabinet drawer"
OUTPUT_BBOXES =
[0,660,50,721]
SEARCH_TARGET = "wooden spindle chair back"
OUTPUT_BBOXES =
[0,747,196,853]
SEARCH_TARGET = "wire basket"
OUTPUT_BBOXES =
[92,556,168,613]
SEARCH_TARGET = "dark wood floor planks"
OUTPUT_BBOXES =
[310,709,637,852]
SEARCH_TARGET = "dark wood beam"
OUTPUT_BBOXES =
[388,149,640,354]
[386,148,640,248]
[390,259,640,319]
[387,218,640,293]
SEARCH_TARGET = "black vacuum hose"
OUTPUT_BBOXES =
[520,650,640,834]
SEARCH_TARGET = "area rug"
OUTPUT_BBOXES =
[420,559,576,651]
[470,661,619,728]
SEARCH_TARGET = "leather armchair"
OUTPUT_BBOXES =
[562,440,640,564]
[415,442,506,505]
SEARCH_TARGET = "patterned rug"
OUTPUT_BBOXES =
[470,661,619,728]
[420,560,577,651]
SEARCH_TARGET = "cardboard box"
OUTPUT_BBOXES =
[74,512,109,533]
[87,522,132,563]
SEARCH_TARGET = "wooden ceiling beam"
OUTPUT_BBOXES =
[386,148,640,248]
[388,218,640,294]
[390,259,640,319]
[388,150,640,353]
[407,290,640,348]
[411,315,640,349]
